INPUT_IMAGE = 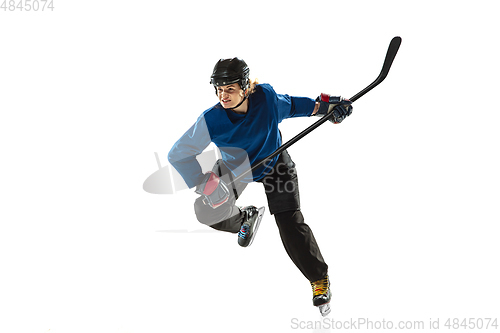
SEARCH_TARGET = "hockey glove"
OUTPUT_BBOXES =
[315,93,353,124]
[195,171,230,209]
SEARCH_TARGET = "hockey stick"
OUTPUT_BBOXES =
[229,36,402,185]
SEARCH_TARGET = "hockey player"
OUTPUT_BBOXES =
[168,58,352,316]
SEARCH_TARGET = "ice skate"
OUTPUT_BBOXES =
[310,275,331,316]
[237,206,265,247]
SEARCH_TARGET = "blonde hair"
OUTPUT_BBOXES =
[246,78,259,96]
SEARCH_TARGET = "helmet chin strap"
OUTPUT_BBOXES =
[230,90,248,112]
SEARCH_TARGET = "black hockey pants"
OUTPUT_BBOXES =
[194,150,328,283]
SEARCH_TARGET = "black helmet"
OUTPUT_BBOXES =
[210,58,250,93]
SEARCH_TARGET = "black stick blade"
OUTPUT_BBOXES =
[380,36,402,81]
[350,36,402,102]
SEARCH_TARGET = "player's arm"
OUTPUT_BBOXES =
[168,115,212,188]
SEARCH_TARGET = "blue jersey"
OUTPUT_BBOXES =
[168,83,315,188]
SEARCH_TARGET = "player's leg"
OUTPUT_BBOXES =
[261,150,330,314]
[274,210,328,282]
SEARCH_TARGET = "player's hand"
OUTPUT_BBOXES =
[314,93,353,124]
[195,172,230,209]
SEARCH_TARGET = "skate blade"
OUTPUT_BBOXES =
[318,303,331,317]
[247,207,265,247]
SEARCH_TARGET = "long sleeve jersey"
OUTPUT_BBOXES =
[168,83,316,188]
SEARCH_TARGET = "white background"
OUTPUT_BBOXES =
[1,1,499,332]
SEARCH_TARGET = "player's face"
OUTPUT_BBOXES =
[217,84,244,109]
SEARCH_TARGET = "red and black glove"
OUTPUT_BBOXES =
[195,171,230,209]
[315,94,353,124]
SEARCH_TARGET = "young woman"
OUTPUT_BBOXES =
[168,58,352,315]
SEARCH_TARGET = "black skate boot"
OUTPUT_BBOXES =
[237,206,265,247]
[310,275,331,316]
